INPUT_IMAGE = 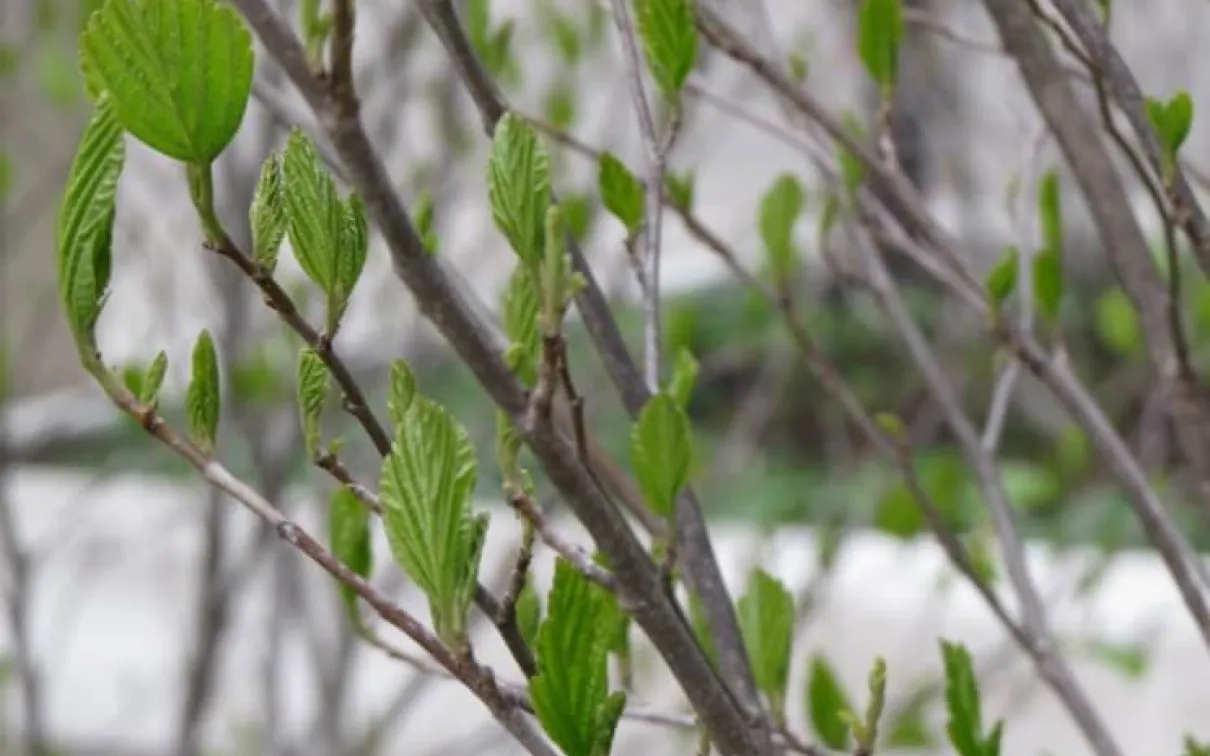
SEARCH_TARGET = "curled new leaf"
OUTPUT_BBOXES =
[488,114,551,265]
[57,94,124,349]
[140,350,169,404]
[634,0,697,101]
[387,359,416,430]
[186,329,221,453]
[282,131,341,293]
[737,568,795,718]
[334,192,369,324]
[598,151,643,235]
[1147,91,1194,178]
[250,153,286,271]
[759,173,805,283]
[668,347,699,409]
[503,264,541,385]
[80,0,253,163]
[629,392,693,518]
[298,348,328,457]
[329,488,372,623]
[665,170,695,212]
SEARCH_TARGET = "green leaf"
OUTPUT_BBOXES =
[941,640,998,756]
[413,191,439,256]
[858,0,902,93]
[529,559,626,756]
[250,152,286,272]
[0,151,11,201]
[884,698,937,749]
[737,569,795,716]
[186,329,221,453]
[379,396,484,647]
[629,392,693,517]
[1147,92,1194,176]
[806,655,853,749]
[1184,736,1210,756]
[788,52,808,83]
[334,192,369,322]
[598,151,644,235]
[1095,287,1141,358]
[665,170,695,212]
[543,81,578,130]
[140,350,169,404]
[488,113,552,265]
[1038,170,1063,261]
[387,359,417,431]
[634,0,697,101]
[329,488,372,622]
[984,246,1019,309]
[79,0,253,163]
[298,347,328,457]
[1085,638,1149,679]
[759,173,805,282]
[839,114,867,193]
[1033,248,1064,324]
[874,482,924,538]
[516,577,542,649]
[668,347,699,409]
[503,264,541,385]
[56,94,124,348]
[560,192,597,243]
[282,129,343,295]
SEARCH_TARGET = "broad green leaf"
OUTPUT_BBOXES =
[1095,287,1141,358]
[79,0,253,163]
[379,396,484,646]
[56,94,124,347]
[634,0,697,101]
[529,559,626,756]
[668,347,699,409]
[387,359,417,430]
[806,655,853,749]
[941,640,996,756]
[329,488,372,622]
[282,130,343,294]
[1085,638,1149,679]
[665,170,695,212]
[629,392,693,517]
[858,0,902,93]
[250,153,286,271]
[759,173,805,282]
[298,348,328,457]
[488,114,551,265]
[984,246,1018,309]
[1038,170,1063,259]
[503,264,541,385]
[140,350,169,404]
[598,152,644,235]
[737,568,795,715]
[186,329,221,453]
[1033,248,1063,324]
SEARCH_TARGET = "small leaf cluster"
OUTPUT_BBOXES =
[1146,91,1194,182]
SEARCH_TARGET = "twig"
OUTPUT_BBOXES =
[507,490,618,592]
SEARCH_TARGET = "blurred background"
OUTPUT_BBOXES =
[2,0,1210,753]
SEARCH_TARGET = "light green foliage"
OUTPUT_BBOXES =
[387,359,417,431]
[488,114,552,266]
[665,170,695,212]
[941,640,1003,756]
[529,560,627,756]
[1185,736,1210,756]
[515,577,542,649]
[465,0,517,82]
[737,569,795,717]
[634,0,697,101]
[629,392,694,517]
[543,82,578,131]
[806,655,853,748]
[984,246,1019,311]
[56,95,124,349]
[858,0,902,94]
[503,264,542,385]
[413,191,439,256]
[297,348,329,457]
[839,114,867,193]
[1094,288,1141,358]
[759,173,805,283]
[1084,638,1149,679]
[668,347,699,409]
[250,153,287,272]
[139,351,169,404]
[598,152,644,236]
[329,488,372,623]
[1146,91,1193,179]
[80,0,253,163]
[1034,170,1064,324]
[542,205,570,331]
[186,329,221,453]
[379,395,487,648]
[281,130,367,331]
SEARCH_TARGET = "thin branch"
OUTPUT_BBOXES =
[507,490,618,592]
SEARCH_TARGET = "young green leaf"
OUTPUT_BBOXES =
[503,264,541,385]
[1033,248,1064,324]
[329,488,372,623]
[515,577,542,649]
[529,559,627,756]
[1084,638,1149,679]
[488,113,551,266]
[387,359,417,431]
[737,568,795,718]
[250,152,286,272]
[984,246,1019,310]
[79,0,253,163]
[598,151,644,235]
[1094,288,1141,358]
[186,329,221,453]
[629,392,693,517]
[806,655,854,749]
[333,192,369,325]
[665,170,695,212]
[858,0,902,94]
[1038,170,1063,261]
[1147,91,1194,177]
[379,396,485,648]
[634,0,697,101]
[282,129,343,295]
[140,350,169,404]
[759,173,805,283]
[56,94,124,349]
[668,346,699,409]
[941,640,1001,756]
[839,115,867,193]
[298,347,329,457]
[413,191,439,256]
[1184,736,1210,756]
